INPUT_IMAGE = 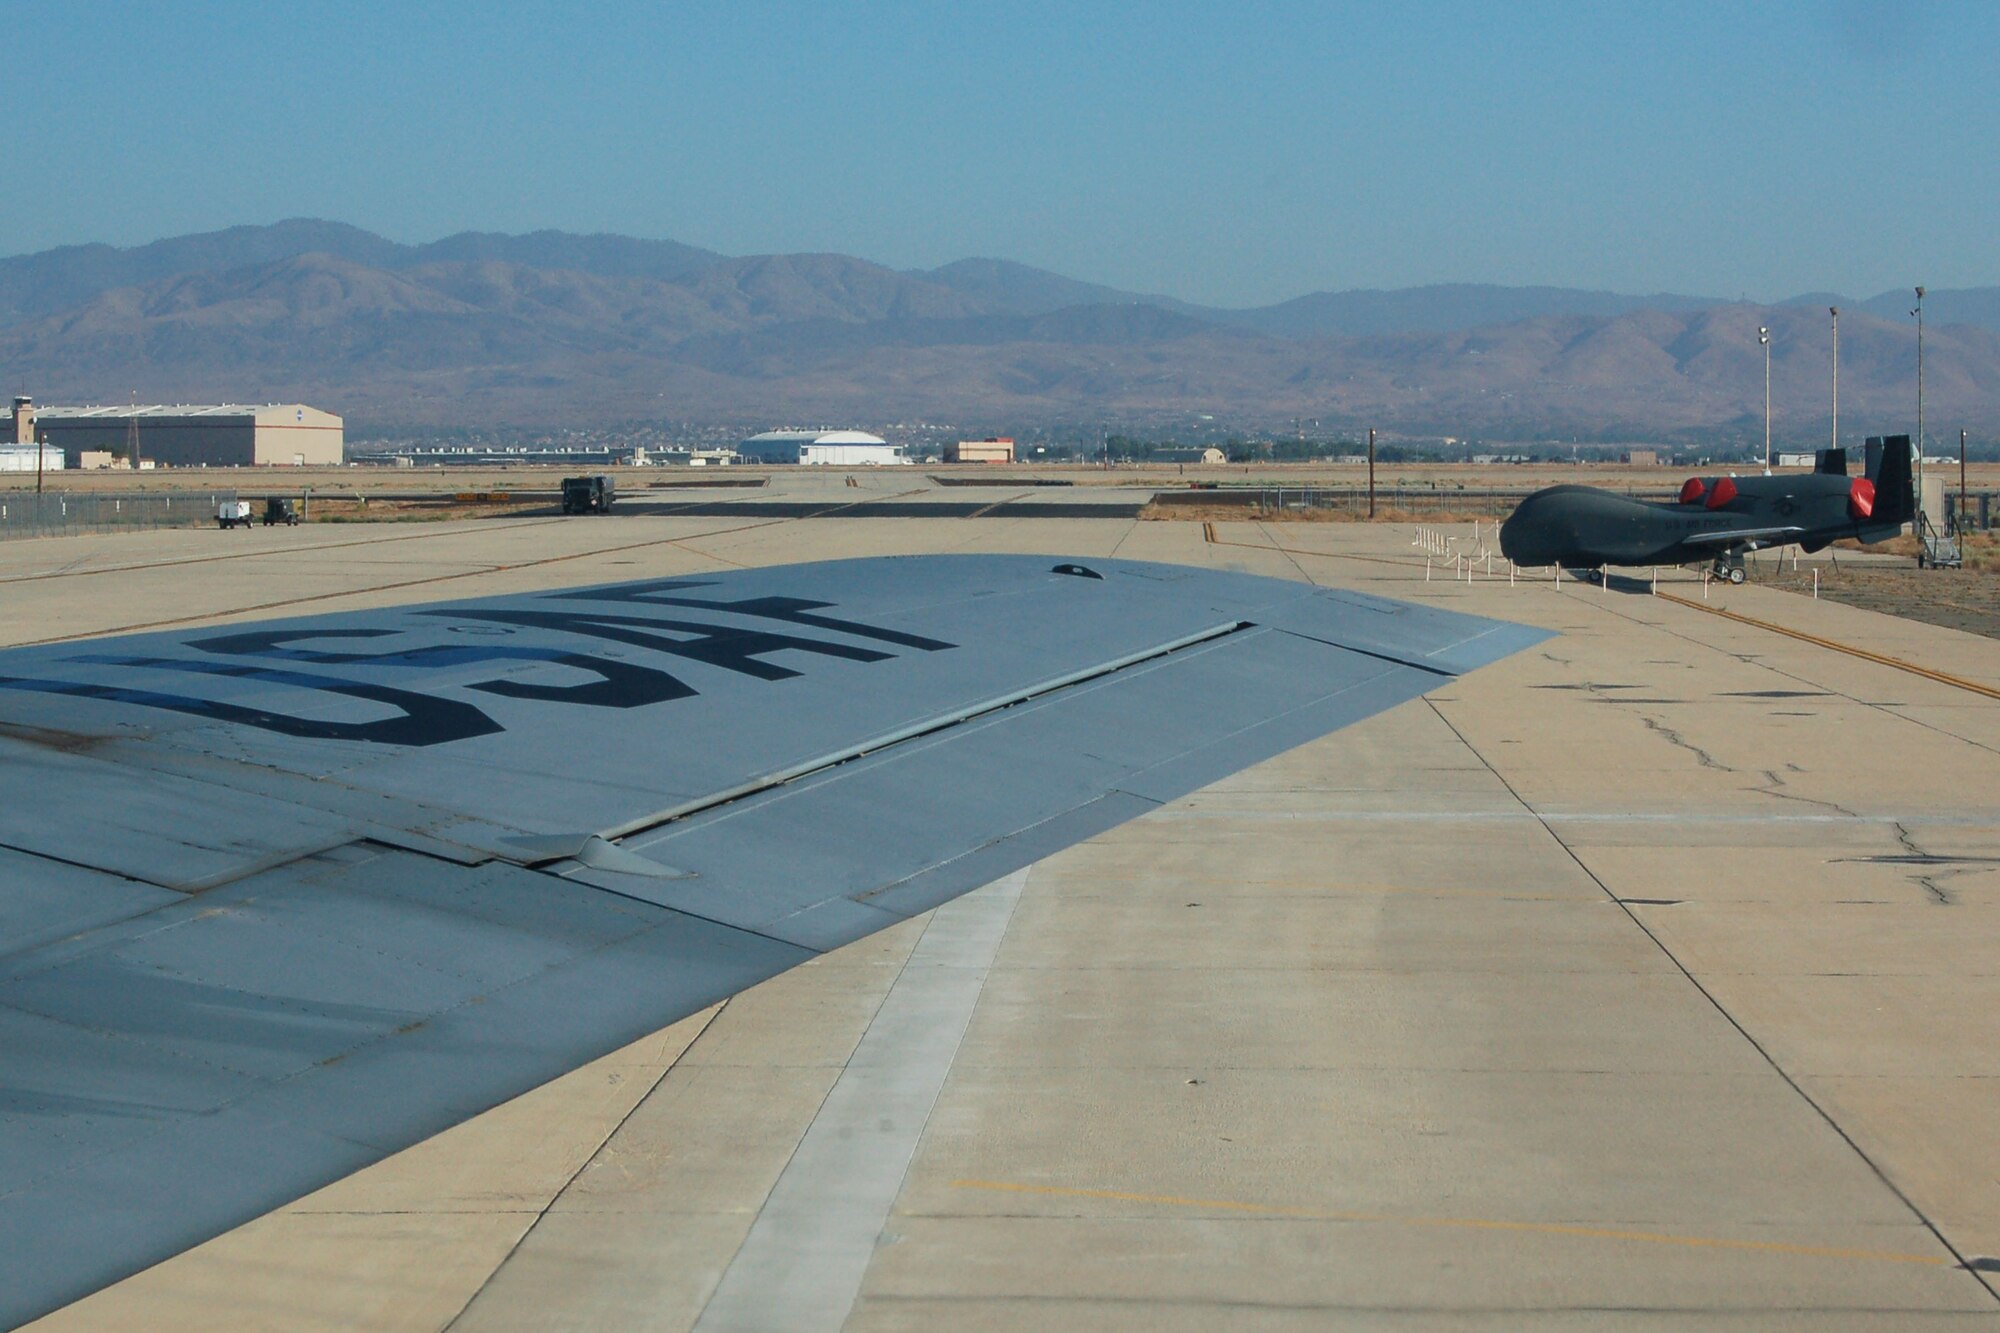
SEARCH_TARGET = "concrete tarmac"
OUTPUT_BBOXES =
[11,510,2000,1330]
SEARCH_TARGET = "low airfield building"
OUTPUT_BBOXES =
[945,437,1015,464]
[738,430,907,466]
[31,403,343,468]
[0,446,62,472]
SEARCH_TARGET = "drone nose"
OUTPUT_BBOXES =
[1499,498,1552,563]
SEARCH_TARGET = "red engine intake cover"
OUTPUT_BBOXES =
[1704,476,1738,510]
[1849,476,1876,519]
[1678,477,1706,504]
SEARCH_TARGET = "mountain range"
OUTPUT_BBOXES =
[2,219,1996,437]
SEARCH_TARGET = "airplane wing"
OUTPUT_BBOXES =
[1679,526,1806,547]
[0,555,1545,1326]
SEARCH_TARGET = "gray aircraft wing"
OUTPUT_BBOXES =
[0,554,1545,1326]
[1680,525,1807,546]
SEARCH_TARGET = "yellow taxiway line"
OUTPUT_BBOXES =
[1654,591,2000,702]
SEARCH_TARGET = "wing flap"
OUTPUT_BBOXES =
[550,628,1396,934]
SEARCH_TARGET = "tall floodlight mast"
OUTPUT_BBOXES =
[1829,307,1840,454]
[1759,326,1771,470]
[1913,286,1927,528]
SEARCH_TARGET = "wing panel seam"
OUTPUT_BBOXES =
[598,619,1254,843]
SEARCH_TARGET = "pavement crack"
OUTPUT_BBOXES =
[1636,712,1732,771]
[1753,768,1858,818]
[1893,823,1960,906]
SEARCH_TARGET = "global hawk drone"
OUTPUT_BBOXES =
[1499,436,1914,583]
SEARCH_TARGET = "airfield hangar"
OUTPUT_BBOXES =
[30,403,344,468]
[738,429,907,466]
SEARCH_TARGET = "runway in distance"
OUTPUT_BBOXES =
[1498,436,1914,582]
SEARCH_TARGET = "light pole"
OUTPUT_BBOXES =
[1913,286,1927,527]
[1829,307,1840,453]
[1759,325,1771,470]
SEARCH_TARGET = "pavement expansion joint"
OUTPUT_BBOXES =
[1420,695,2000,1307]
[945,1179,1960,1269]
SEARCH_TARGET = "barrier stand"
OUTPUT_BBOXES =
[1813,568,1820,599]
[1651,568,1658,596]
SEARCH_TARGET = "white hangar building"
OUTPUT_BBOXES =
[737,430,908,465]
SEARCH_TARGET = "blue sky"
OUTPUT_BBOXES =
[5,0,1994,305]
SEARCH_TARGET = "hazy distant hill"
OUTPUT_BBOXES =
[1215,283,1722,337]
[0,220,403,325]
[1854,287,2000,333]
[916,258,1194,317]
[0,219,724,325]
[910,263,1727,335]
[411,230,723,283]
[3,220,1999,434]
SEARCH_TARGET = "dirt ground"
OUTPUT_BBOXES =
[1757,532,2000,640]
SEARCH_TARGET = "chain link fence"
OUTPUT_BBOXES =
[0,491,239,540]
